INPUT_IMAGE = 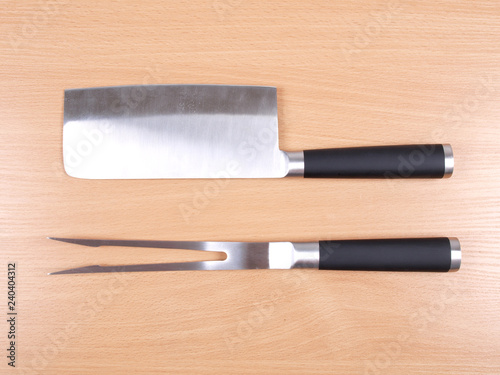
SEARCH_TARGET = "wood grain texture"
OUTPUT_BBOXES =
[1,0,500,373]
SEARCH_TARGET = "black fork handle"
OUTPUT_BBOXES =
[319,238,461,272]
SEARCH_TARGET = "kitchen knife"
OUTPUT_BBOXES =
[48,237,461,274]
[63,85,454,179]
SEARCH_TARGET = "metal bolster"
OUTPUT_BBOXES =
[290,242,320,269]
[285,151,305,177]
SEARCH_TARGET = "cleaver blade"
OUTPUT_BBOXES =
[63,85,288,179]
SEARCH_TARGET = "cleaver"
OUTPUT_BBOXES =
[63,85,453,179]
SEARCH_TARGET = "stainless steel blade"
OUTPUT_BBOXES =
[47,238,320,274]
[63,85,291,179]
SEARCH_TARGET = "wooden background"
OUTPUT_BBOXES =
[2,1,500,374]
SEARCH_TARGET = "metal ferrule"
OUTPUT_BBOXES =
[443,144,454,178]
[285,151,305,177]
[448,237,461,272]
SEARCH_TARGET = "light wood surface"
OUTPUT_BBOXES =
[2,1,500,374]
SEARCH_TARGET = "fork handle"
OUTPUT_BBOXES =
[318,238,460,272]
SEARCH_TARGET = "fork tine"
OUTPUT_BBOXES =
[48,237,253,254]
[48,260,235,275]
[47,237,272,260]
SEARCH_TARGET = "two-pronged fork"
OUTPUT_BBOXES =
[48,237,461,275]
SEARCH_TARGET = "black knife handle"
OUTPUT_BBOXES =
[319,238,460,272]
[303,144,453,178]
